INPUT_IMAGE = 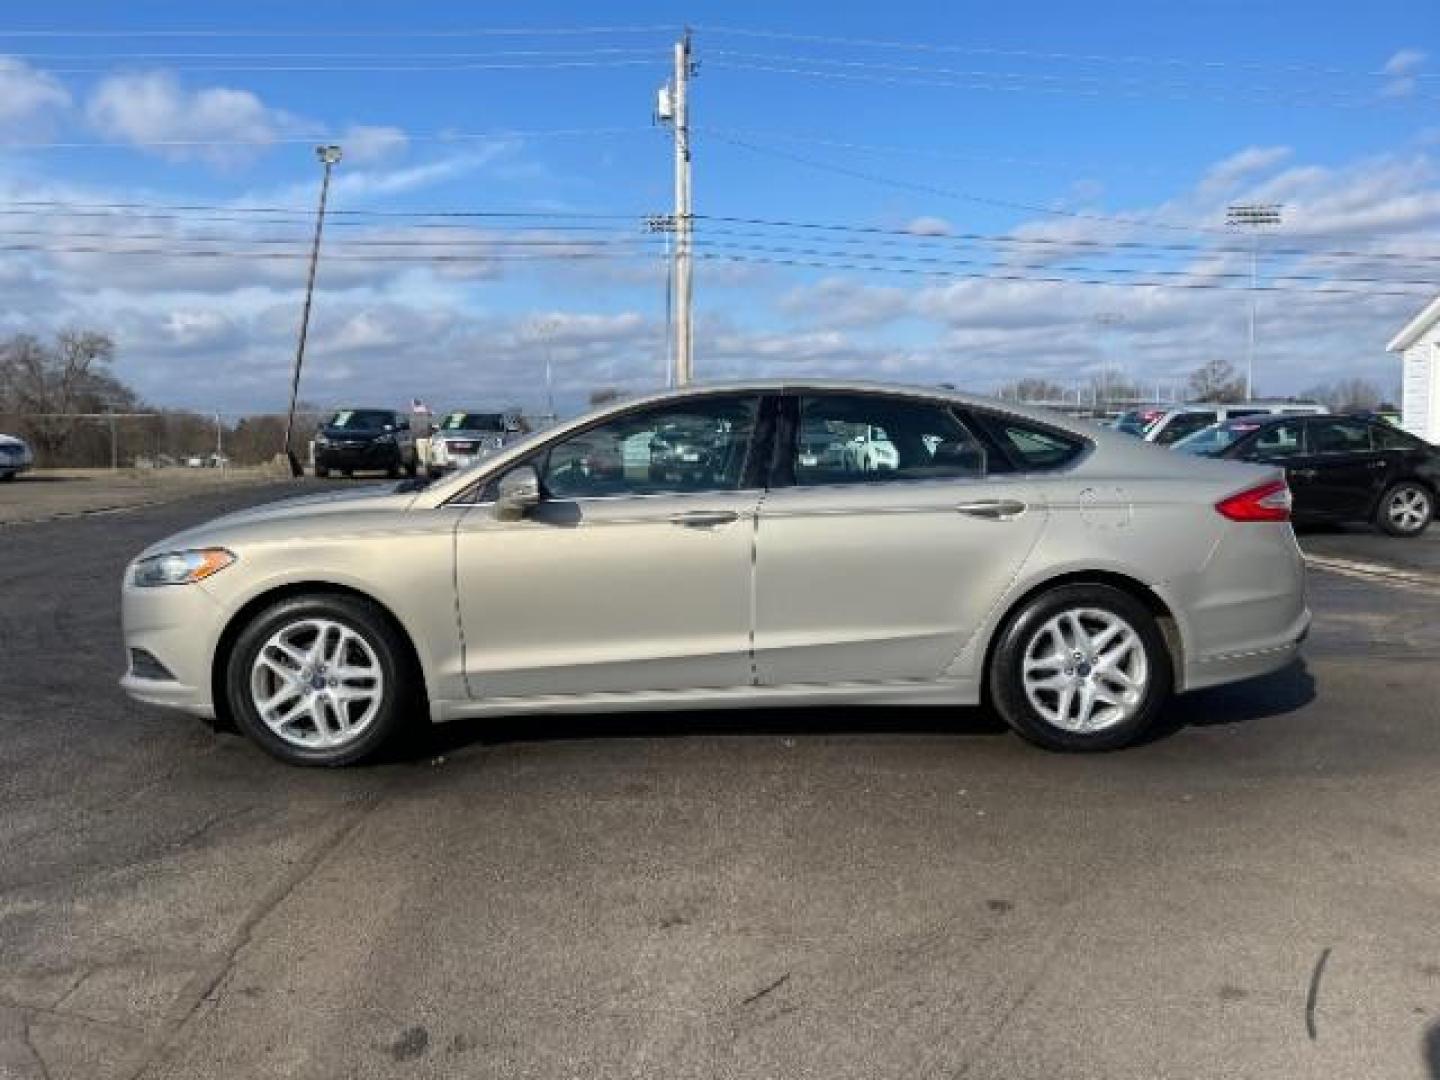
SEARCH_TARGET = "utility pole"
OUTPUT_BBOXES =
[657,30,694,386]
[281,143,342,476]
[1226,203,1282,402]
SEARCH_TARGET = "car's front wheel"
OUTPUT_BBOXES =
[989,584,1172,752]
[225,594,416,766]
[1376,481,1433,538]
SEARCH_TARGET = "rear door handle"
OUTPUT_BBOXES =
[1291,468,1317,480]
[669,510,740,528]
[956,499,1027,520]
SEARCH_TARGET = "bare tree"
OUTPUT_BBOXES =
[997,377,1067,402]
[1300,378,1383,413]
[0,330,134,457]
[1187,358,1246,403]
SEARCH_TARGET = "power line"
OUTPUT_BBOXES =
[7,201,1438,265]
[695,24,1433,81]
[705,49,1420,106]
[42,57,666,74]
[1,125,655,151]
[704,132,1233,235]
[691,214,1440,265]
[703,59,1428,109]
[0,24,679,38]
[691,251,1431,298]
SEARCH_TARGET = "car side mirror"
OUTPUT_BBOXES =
[494,465,542,520]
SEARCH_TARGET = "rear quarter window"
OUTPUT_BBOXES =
[976,415,1088,472]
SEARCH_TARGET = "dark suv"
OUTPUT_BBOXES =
[1175,414,1438,536]
[313,408,418,479]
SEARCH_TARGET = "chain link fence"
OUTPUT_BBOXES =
[0,411,330,470]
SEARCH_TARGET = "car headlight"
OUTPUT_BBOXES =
[131,548,236,587]
[375,432,395,444]
[315,433,330,446]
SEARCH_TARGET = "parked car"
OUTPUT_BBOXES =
[1174,413,1438,536]
[840,423,901,473]
[427,411,517,478]
[120,380,1308,766]
[0,433,34,480]
[1135,401,1328,446]
[312,408,418,479]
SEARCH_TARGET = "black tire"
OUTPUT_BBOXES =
[405,453,419,478]
[342,469,354,478]
[1375,481,1433,538]
[988,584,1172,752]
[314,465,330,479]
[0,472,15,482]
[225,594,419,766]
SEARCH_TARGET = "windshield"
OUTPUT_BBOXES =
[439,412,506,432]
[1172,419,1262,456]
[327,409,392,430]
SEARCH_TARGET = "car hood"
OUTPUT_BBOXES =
[435,429,505,440]
[137,484,417,558]
[0,433,27,448]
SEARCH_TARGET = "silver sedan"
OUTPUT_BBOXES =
[120,381,1309,766]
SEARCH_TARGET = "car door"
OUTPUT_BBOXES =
[1294,417,1384,520]
[453,393,769,699]
[752,392,1048,686]
[1233,419,1314,512]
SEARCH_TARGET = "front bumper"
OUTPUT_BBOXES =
[119,577,226,717]
[315,442,402,470]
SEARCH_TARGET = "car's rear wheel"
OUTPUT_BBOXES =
[989,584,1172,752]
[225,594,416,766]
[315,465,330,478]
[1376,481,1433,538]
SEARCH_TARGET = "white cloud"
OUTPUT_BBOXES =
[903,216,952,236]
[1199,146,1293,194]
[0,56,71,132]
[1381,48,1427,98]
[86,70,295,165]
[339,124,408,165]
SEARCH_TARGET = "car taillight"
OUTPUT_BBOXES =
[1216,478,1292,522]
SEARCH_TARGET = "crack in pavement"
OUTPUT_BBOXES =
[117,786,393,1080]
[22,1017,52,1080]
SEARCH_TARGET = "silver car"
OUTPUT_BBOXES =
[120,381,1309,766]
[426,410,519,478]
[0,433,34,480]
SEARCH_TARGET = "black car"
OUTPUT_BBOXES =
[313,408,418,479]
[1174,414,1438,537]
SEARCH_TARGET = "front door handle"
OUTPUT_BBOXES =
[956,499,1027,520]
[1368,459,1388,470]
[1291,468,1318,480]
[669,510,740,528]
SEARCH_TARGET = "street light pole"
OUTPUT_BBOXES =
[1226,203,1282,401]
[281,144,342,477]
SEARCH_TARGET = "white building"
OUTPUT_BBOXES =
[1387,295,1440,442]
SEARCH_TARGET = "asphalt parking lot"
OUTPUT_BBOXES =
[3,484,1439,1080]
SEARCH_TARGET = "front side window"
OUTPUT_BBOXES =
[1244,421,1305,459]
[792,394,986,485]
[539,395,760,499]
[1372,423,1424,451]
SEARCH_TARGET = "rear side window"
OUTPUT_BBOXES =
[1307,418,1372,455]
[1153,411,1217,445]
[1245,421,1305,459]
[792,394,988,485]
[980,416,1087,472]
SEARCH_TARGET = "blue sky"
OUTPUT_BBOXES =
[1,0,1437,413]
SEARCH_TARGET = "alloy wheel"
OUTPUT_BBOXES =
[248,618,384,750]
[1386,486,1431,533]
[1021,608,1149,733]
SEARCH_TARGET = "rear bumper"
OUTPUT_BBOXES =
[1181,606,1310,691]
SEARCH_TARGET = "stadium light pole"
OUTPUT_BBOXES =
[1226,203,1282,401]
[281,144,342,477]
